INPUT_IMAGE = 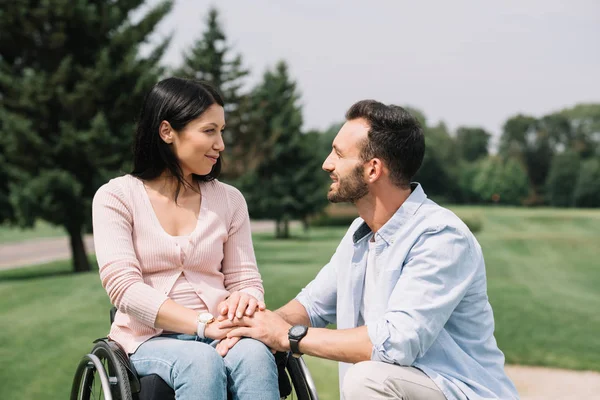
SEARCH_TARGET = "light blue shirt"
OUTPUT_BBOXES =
[296,184,519,400]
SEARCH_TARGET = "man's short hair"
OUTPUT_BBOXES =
[346,100,425,188]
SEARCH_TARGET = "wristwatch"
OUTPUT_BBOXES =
[196,312,215,339]
[288,325,308,358]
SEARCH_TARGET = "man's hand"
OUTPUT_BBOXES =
[218,309,292,352]
[218,291,266,321]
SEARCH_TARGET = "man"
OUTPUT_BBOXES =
[218,100,519,400]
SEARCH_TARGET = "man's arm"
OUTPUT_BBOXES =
[276,300,373,363]
[275,299,311,326]
[221,309,373,364]
[295,326,372,364]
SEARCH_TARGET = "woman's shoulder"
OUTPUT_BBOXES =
[96,174,137,194]
[203,179,246,207]
[93,174,140,205]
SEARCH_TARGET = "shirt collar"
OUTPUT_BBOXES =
[352,183,428,244]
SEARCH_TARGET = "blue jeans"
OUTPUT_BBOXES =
[130,334,279,400]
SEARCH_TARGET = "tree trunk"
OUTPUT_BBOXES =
[301,217,309,233]
[68,224,91,273]
[283,218,290,239]
[275,219,283,238]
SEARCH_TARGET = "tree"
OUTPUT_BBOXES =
[413,119,460,202]
[0,142,14,223]
[0,0,172,272]
[472,156,529,205]
[239,61,327,238]
[559,103,600,158]
[499,115,550,204]
[545,151,580,207]
[457,160,481,204]
[455,126,490,162]
[174,7,252,179]
[573,158,600,208]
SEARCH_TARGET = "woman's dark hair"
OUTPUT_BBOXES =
[131,77,224,200]
[346,100,425,188]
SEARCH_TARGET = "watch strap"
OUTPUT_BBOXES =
[196,320,207,339]
[289,337,301,356]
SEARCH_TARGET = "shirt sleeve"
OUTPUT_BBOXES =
[367,225,480,366]
[221,187,264,302]
[93,183,169,327]
[295,259,338,328]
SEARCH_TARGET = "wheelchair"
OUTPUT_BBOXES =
[71,307,319,400]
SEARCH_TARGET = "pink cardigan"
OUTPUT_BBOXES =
[92,175,264,354]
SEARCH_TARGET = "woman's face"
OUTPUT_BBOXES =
[163,104,226,176]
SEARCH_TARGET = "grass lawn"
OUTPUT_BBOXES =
[1,208,599,399]
[0,220,66,244]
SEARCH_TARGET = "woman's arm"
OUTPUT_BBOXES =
[220,188,264,301]
[93,182,169,327]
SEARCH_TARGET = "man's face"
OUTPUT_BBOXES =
[322,119,370,203]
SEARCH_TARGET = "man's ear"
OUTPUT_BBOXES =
[366,158,384,183]
[159,121,174,144]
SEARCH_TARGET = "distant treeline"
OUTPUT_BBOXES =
[1,2,598,271]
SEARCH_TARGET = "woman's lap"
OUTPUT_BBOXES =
[129,334,278,400]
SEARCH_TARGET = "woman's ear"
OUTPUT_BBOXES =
[159,121,174,144]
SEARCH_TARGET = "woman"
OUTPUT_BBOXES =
[92,77,279,400]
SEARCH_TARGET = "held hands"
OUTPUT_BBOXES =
[217,309,292,354]
[218,291,266,320]
[213,291,267,356]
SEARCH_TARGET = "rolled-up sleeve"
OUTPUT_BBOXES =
[368,225,479,366]
[295,259,338,328]
[93,184,169,327]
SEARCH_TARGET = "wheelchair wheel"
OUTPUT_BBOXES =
[286,355,319,400]
[71,340,132,400]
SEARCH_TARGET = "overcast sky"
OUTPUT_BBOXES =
[143,0,600,146]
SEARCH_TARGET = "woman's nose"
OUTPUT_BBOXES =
[214,134,225,151]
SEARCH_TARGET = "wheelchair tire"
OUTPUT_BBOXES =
[70,341,132,400]
[286,355,319,400]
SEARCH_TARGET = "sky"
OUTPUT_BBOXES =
[141,0,600,147]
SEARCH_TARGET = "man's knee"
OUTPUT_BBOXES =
[342,361,388,399]
[342,362,445,400]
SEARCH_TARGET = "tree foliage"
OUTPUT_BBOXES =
[0,0,172,271]
[174,7,252,179]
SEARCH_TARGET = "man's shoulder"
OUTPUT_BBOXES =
[415,200,474,237]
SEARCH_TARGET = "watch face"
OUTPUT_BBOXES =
[290,325,307,337]
[199,312,214,323]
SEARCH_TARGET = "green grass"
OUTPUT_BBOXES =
[1,208,599,399]
[0,220,66,244]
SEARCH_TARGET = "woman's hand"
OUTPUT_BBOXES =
[204,320,234,341]
[218,291,266,320]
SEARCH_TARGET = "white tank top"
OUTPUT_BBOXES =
[167,236,208,313]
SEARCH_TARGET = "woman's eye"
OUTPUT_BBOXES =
[204,129,215,134]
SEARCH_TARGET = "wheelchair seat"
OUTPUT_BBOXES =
[70,308,318,400]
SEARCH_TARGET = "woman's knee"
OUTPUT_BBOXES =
[224,338,275,373]
[174,342,225,378]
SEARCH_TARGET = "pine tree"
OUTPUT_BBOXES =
[174,7,251,179]
[0,0,172,272]
[239,61,328,238]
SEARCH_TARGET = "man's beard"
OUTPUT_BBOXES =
[328,164,368,203]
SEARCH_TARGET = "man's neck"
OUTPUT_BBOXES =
[355,184,412,233]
